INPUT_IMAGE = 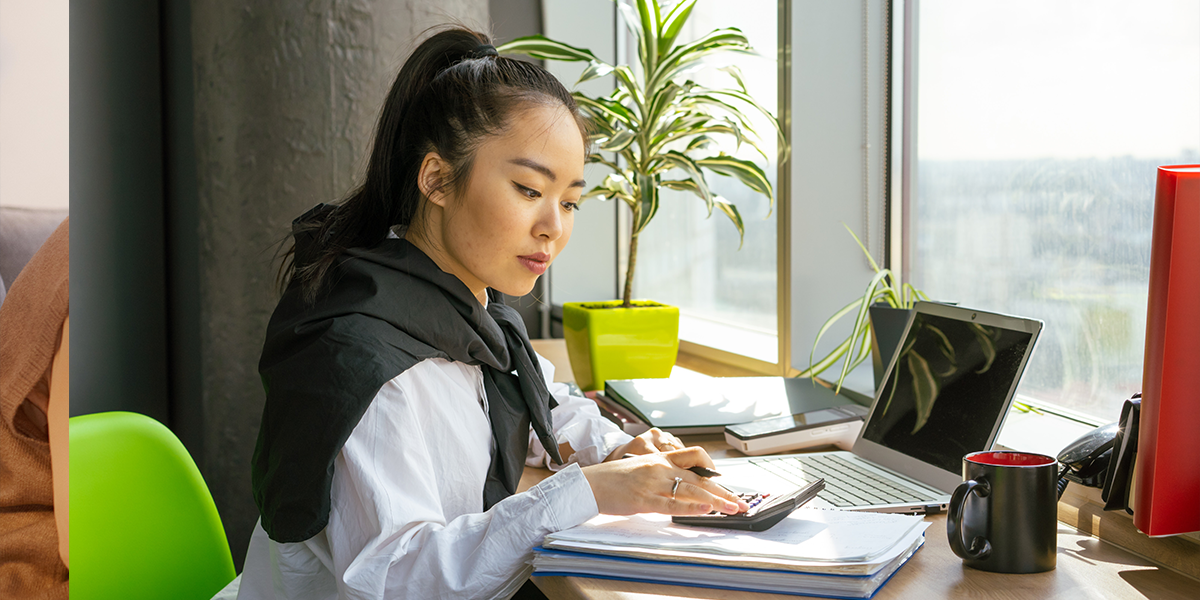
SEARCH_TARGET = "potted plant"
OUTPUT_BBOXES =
[798,225,931,394]
[500,0,787,390]
[803,226,1039,432]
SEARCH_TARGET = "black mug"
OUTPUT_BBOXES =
[947,451,1058,573]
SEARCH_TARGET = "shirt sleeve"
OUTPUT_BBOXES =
[320,371,599,600]
[527,353,634,470]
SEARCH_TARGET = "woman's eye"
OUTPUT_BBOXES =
[561,201,580,212]
[514,183,541,199]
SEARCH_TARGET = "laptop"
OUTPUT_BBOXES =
[711,301,1043,514]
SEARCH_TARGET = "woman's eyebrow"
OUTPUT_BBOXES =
[508,157,586,188]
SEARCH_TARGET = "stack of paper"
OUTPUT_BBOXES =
[533,509,929,599]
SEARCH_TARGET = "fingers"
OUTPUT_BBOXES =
[645,428,685,451]
[662,446,717,470]
[623,436,659,456]
[656,480,742,515]
[692,477,747,511]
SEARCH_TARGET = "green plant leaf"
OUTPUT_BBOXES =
[696,154,773,204]
[836,268,894,391]
[798,334,856,379]
[581,185,613,202]
[807,297,865,376]
[587,152,623,173]
[646,81,684,132]
[656,122,772,164]
[679,87,759,130]
[497,35,606,64]
[651,28,752,90]
[688,88,787,160]
[659,0,698,57]
[714,197,745,249]
[575,94,635,128]
[611,66,644,109]
[659,151,713,214]
[843,223,880,273]
[577,60,615,85]
[649,114,710,151]
[719,65,749,94]
[583,173,636,208]
[632,171,660,234]
[685,134,716,152]
[634,0,660,71]
[599,129,637,152]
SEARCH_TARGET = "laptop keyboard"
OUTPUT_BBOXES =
[749,454,933,508]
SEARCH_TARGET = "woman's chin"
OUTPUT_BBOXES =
[491,277,539,299]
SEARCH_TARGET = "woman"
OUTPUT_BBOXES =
[0,217,69,600]
[236,26,746,600]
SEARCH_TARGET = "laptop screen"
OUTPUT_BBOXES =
[859,310,1037,475]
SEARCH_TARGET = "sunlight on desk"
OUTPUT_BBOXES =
[524,339,1200,599]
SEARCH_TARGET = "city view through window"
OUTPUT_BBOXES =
[912,0,1200,421]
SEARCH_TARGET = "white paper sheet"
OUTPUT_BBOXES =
[544,508,927,563]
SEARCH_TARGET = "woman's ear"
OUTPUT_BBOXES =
[418,152,450,206]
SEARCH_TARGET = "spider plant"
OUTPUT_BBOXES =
[797,224,929,392]
[802,225,1026,433]
[498,0,787,307]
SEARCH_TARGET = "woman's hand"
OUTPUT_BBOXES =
[603,427,685,461]
[581,447,749,516]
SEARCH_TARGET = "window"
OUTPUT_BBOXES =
[631,0,782,364]
[907,0,1200,423]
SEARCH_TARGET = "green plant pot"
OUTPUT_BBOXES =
[869,304,912,391]
[562,300,680,391]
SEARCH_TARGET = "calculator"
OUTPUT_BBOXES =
[671,478,826,532]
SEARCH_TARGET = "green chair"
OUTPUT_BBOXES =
[70,411,236,600]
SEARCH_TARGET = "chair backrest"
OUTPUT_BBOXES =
[70,411,235,600]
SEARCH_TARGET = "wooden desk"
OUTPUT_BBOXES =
[523,339,1199,599]
[520,434,1198,600]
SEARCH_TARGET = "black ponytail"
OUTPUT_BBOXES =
[279,25,587,303]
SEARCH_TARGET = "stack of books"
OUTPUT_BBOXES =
[533,508,928,599]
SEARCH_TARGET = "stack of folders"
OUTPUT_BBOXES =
[533,509,928,599]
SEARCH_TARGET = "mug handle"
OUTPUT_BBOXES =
[947,478,993,561]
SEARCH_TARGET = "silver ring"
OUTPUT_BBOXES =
[671,476,683,499]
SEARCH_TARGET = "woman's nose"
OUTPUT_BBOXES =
[535,202,563,240]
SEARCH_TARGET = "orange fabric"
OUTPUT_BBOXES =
[0,217,69,599]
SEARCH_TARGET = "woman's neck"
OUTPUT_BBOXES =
[404,224,488,307]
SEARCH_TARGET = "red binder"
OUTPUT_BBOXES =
[1135,165,1200,537]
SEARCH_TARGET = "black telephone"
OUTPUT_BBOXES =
[1056,422,1118,497]
[1055,394,1140,514]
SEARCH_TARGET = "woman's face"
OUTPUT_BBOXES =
[414,103,586,304]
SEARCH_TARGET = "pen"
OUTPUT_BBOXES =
[622,453,722,478]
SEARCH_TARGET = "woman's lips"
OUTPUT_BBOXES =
[518,253,550,275]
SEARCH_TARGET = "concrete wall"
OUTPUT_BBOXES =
[185,0,488,568]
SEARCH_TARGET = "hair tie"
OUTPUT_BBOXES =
[468,44,498,59]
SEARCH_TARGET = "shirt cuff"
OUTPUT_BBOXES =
[533,462,599,531]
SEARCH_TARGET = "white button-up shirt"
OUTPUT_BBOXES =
[235,352,631,600]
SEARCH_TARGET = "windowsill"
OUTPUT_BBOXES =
[677,311,778,364]
[994,401,1101,457]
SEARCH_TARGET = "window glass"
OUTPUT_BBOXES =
[912,0,1200,421]
[632,0,779,362]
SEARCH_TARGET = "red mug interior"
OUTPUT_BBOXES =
[966,451,1056,467]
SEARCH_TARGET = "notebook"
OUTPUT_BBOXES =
[713,301,1043,514]
[603,375,856,434]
